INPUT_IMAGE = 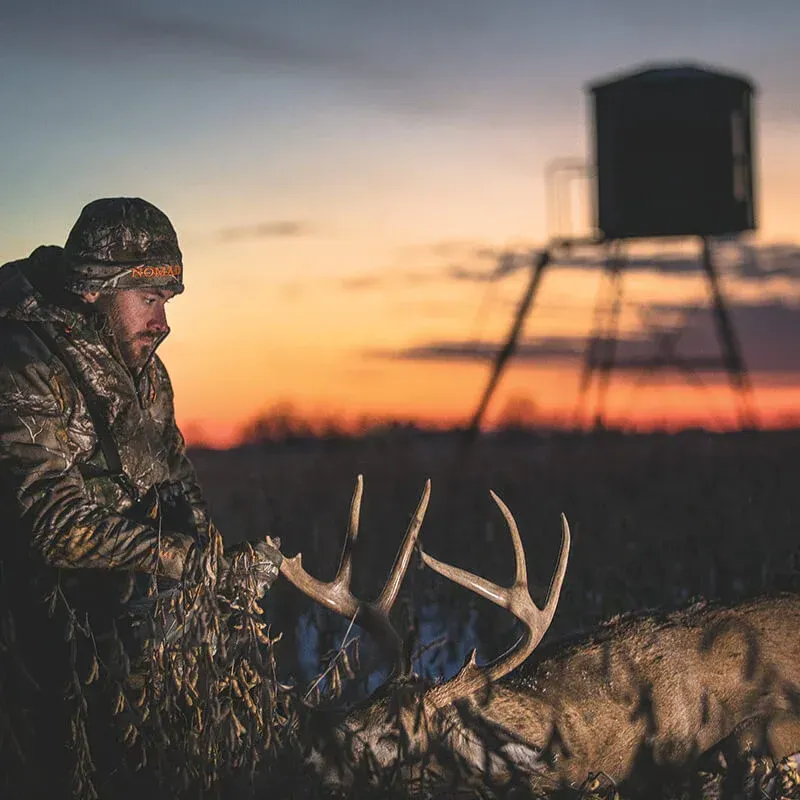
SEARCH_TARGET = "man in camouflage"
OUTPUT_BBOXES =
[0,197,283,795]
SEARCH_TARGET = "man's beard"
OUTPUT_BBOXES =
[98,304,159,372]
[118,332,158,372]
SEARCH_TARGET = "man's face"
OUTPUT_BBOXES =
[95,288,175,371]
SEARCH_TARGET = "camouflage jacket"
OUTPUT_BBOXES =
[0,246,213,625]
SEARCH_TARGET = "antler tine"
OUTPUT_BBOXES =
[423,495,571,703]
[277,476,431,676]
[375,479,431,615]
[491,490,527,589]
[333,473,363,589]
[421,490,529,609]
[544,514,571,623]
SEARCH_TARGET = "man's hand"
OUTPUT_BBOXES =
[156,532,198,581]
[220,538,283,598]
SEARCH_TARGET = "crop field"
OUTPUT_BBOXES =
[182,428,800,797]
[193,428,799,676]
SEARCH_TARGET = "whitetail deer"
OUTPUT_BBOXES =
[270,477,800,795]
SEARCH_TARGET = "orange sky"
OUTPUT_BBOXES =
[3,5,799,448]
[146,97,799,450]
[160,230,800,448]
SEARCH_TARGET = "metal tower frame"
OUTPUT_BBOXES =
[467,234,759,436]
[572,237,758,429]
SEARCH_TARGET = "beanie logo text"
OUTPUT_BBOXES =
[131,265,182,280]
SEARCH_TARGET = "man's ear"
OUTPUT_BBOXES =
[82,291,101,304]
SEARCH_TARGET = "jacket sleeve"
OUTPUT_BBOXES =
[149,355,216,545]
[0,357,194,579]
[163,414,215,545]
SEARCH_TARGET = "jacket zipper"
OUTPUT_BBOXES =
[134,330,169,409]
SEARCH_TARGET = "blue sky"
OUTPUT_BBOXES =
[3,0,798,245]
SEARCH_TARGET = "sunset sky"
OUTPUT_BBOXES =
[1,0,799,447]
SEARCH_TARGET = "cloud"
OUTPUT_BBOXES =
[418,240,502,261]
[0,0,374,76]
[336,269,445,292]
[279,282,306,301]
[441,241,800,285]
[218,221,313,242]
[738,244,800,279]
[280,239,800,312]
[649,300,800,374]
[377,298,800,376]
[278,268,440,301]
[0,0,455,115]
[405,241,534,283]
[376,336,588,363]
[338,274,385,291]
[446,248,530,282]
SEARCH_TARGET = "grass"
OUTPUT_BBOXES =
[180,427,800,798]
[8,427,799,799]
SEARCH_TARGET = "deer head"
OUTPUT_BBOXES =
[270,476,570,791]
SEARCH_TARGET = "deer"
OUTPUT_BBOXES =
[269,476,800,796]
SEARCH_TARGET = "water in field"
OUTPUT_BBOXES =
[293,600,483,696]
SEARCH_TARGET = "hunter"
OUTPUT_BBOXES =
[0,197,283,794]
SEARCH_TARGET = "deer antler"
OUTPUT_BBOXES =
[271,475,431,676]
[423,492,570,703]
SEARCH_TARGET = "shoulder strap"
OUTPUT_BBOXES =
[27,321,125,480]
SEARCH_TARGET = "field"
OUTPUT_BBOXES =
[193,428,799,674]
[184,427,800,796]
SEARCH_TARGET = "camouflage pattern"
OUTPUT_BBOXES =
[63,197,185,295]
[0,244,208,616]
[0,207,290,796]
[0,239,215,795]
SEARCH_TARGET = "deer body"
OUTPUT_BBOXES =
[275,478,800,794]
[440,594,800,789]
[326,595,800,793]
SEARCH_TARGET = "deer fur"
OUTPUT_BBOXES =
[277,478,800,795]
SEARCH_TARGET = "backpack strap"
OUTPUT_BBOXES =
[27,321,135,496]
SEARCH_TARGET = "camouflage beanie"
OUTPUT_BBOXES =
[63,197,184,295]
